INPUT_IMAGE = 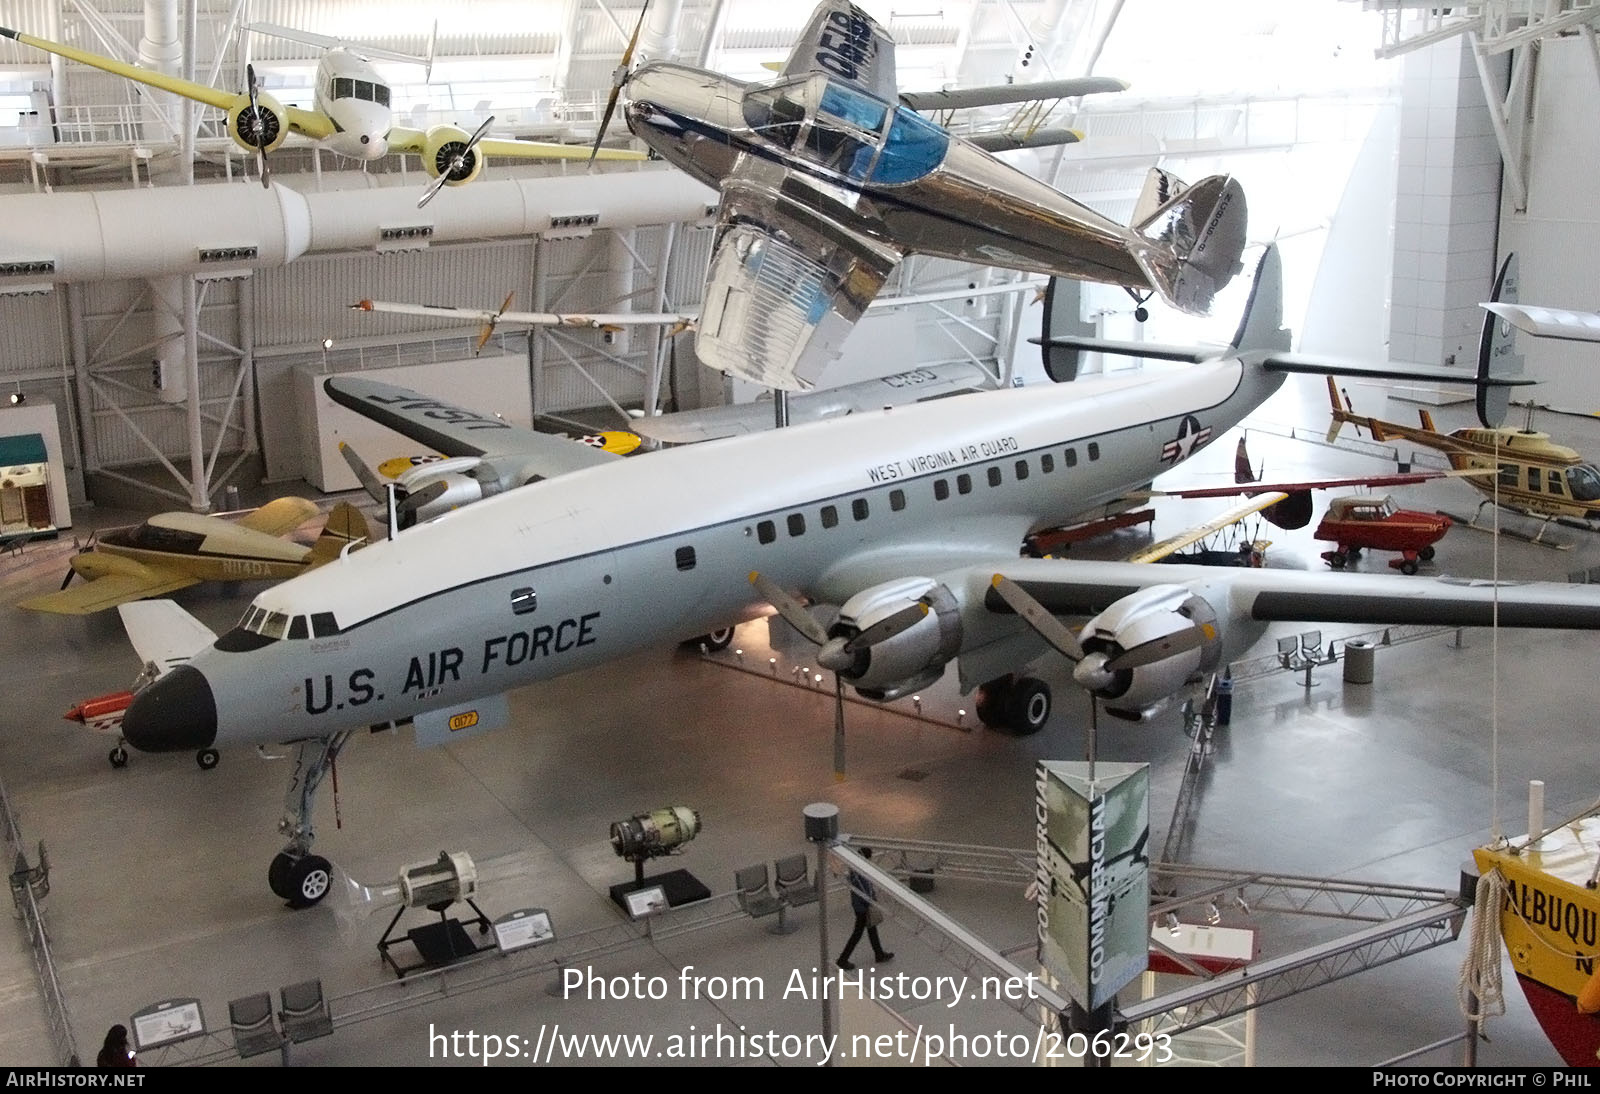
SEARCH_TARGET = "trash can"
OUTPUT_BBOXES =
[1343,640,1376,685]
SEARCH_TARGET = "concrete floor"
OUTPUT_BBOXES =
[4,375,1599,1067]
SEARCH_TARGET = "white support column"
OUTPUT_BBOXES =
[1388,34,1504,376]
[183,276,207,511]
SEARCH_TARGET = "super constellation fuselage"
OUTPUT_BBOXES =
[121,357,1279,754]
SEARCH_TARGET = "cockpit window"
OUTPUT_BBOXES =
[1569,465,1600,501]
[311,612,340,638]
[288,616,308,640]
[331,78,390,107]
[805,82,886,179]
[742,78,809,149]
[870,106,948,184]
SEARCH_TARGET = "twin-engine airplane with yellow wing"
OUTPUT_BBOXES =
[114,243,1600,910]
[0,24,643,205]
[18,498,370,616]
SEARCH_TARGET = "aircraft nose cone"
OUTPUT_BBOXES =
[123,666,217,752]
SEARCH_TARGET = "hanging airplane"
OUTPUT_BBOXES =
[586,0,1247,391]
[115,243,1600,910]
[0,24,644,205]
[18,498,370,615]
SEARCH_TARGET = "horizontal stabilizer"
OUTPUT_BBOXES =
[1262,352,1535,386]
[1031,334,1215,364]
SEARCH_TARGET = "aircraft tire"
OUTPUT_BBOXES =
[1419,545,1436,561]
[975,675,1014,728]
[108,746,128,769]
[286,855,334,909]
[1400,558,1419,576]
[1328,552,1347,569]
[1003,677,1052,736]
[1347,547,1362,559]
[268,853,294,899]
[196,748,220,771]
[693,627,735,653]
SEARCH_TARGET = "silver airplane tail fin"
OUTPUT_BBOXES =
[1130,170,1248,317]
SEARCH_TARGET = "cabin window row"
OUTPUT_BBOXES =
[754,490,902,545]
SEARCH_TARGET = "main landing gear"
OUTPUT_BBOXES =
[267,731,351,909]
[1125,287,1154,323]
[975,674,1053,735]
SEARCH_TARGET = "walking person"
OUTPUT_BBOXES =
[836,848,894,971]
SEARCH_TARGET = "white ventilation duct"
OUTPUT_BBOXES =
[0,168,716,285]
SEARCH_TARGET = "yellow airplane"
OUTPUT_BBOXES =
[0,25,644,205]
[19,498,371,616]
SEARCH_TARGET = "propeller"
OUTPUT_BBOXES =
[418,115,495,209]
[588,1,651,167]
[747,570,928,779]
[244,63,273,190]
[340,442,449,532]
[60,529,99,589]
[476,292,516,356]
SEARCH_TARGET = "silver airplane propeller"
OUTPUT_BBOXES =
[748,571,926,778]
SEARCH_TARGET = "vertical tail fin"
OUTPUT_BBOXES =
[1476,253,1522,428]
[308,502,372,567]
[1130,170,1249,316]
[1234,436,1258,484]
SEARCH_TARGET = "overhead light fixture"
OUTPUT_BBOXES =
[9,391,23,406]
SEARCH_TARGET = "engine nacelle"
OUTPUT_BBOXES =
[831,577,962,701]
[1076,584,1223,716]
[225,91,288,154]
[421,125,486,186]
[395,457,503,523]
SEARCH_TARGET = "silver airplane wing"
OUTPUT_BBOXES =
[696,179,901,391]
[633,361,993,443]
[323,376,618,475]
[780,0,898,101]
[898,77,1129,112]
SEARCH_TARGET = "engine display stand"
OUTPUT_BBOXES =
[608,868,710,913]
[378,898,494,978]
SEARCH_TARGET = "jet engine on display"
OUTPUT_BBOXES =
[609,806,701,864]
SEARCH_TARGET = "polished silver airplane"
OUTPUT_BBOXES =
[608,0,1248,391]
[116,244,1597,909]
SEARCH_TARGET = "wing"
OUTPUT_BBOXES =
[351,299,693,329]
[697,181,900,391]
[0,26,333,140]
[385,128,645,163]
[781,0,898,100]
[1482,303,1600,344]
[899,77,1129,112]
[982,558,1600,630]
[18,568,200,616]
[234,497,321,537]
[323,376,617,474]
[1124,493,1287,564]
[633,361,992,443]
[965,128,1083,154]
[117,600,217,673]
[1152,469,1492,500]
